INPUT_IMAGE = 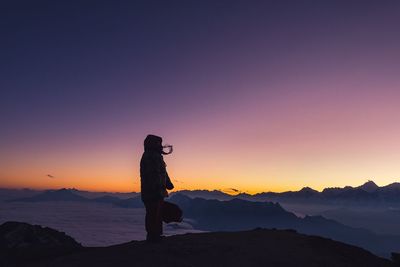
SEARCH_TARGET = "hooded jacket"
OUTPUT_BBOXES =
[140,135,173,202]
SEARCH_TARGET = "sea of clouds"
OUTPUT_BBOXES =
[0,201,202,246]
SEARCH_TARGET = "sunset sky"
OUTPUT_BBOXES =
[1,1,400,193]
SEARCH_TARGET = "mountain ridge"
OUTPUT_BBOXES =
[167,193,400,257]
[173,181,400,206]
[3,180,400,203]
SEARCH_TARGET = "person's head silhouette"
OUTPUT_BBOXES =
[144,134,173,155]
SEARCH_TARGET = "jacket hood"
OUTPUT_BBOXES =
[144,134,163,153]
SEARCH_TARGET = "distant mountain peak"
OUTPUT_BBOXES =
[299,187,318,193]
[380,182,400,192]
[9,188,89,202]
[58,188,70,192]
[57,188,80,192]
[358,180,378,192]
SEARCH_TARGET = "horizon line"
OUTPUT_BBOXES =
[1,180,399,196]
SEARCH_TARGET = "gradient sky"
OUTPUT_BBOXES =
[1,1,400,193]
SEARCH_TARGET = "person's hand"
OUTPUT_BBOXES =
[166,178,174,190]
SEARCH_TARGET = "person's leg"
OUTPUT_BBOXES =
[144,200,164,241]
[144,201,158,240]
[156,199,164,236]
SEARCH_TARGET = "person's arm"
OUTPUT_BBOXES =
[153,154,166,196]
[166,172,174,190]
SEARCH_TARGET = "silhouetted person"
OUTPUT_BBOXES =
[140,134,177,242]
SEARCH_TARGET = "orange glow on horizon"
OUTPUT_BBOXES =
[2,83,400,193]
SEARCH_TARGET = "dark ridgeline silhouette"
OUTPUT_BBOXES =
[7,188,89,202]
[168,180,400,207]
[8,180,400,206]
[6,188,137,203]
[251,180,400,205]
[140,134,182,242]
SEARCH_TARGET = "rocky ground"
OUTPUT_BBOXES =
[1,222,396,267]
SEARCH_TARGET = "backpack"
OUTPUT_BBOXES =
[162,201,183,223]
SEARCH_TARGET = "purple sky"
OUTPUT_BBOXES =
[1,1,400,192]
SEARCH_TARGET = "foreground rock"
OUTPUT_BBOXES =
[0,221,81,249]
[0,221,81,267]
[15,227,394,267]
